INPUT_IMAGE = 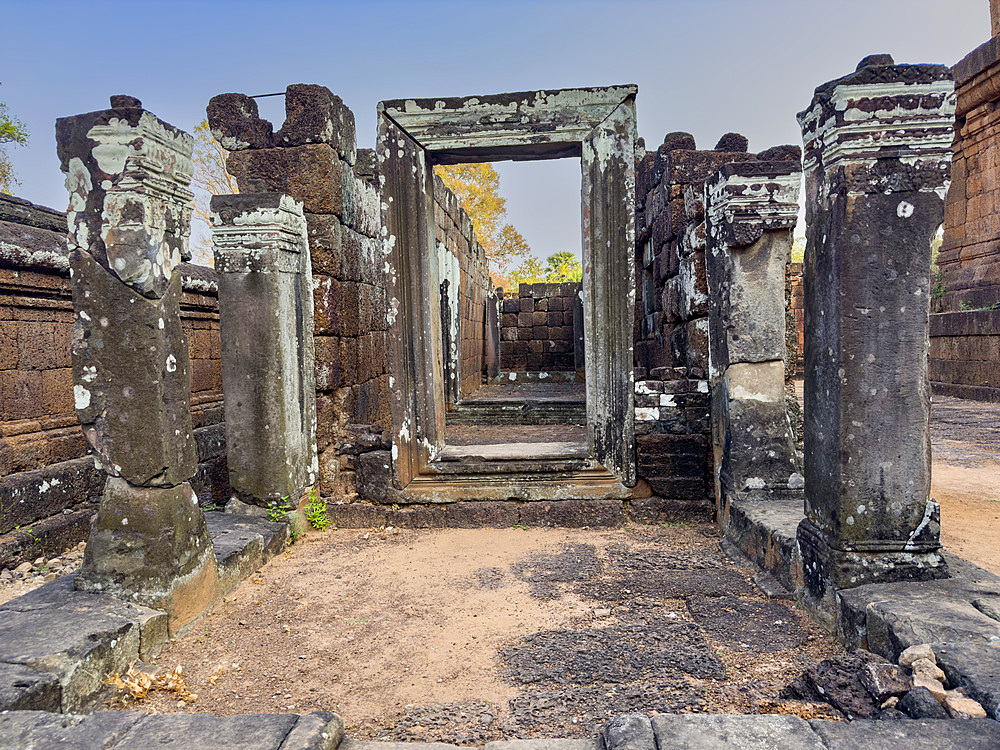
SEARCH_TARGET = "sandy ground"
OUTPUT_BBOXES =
[930,394,1000,575]
[115,525,842,738]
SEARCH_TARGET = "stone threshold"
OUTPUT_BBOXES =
[323,497,705,529]
[0,512,287,713]
[2,710,999,749]
[722,494,1000,722]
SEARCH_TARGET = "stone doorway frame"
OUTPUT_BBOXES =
[377,86,639,501]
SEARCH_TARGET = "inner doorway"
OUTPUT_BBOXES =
[378,86,639,501]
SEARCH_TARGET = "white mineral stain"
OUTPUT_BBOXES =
[73,385,91,409]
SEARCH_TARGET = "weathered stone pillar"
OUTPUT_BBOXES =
[992,0,1000,39]
[56,96,218,629]
[796,56,956,624]
[704,153,803,521]
[211,193,318,508]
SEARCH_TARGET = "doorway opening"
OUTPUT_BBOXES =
[378,86,640,501]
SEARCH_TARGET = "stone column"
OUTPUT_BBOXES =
[211,193,318,509]
[795,56,956,624]
[56,96,218,629]
[704,153,803,521]
[992,0,1000,39]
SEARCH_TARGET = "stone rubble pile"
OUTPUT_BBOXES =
[781,643,989,721]
[889,643,989,720]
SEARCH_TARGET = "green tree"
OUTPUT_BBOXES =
[543,251,582,282]
[507,252,583,286]
[0,84,29,194]
[435,163,532,286]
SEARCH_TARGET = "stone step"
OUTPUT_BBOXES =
[0,709,343,749]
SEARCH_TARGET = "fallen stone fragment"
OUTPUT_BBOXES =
[932,641,1000,721]
[880,696,899,709]
[861,662,910,701]
[898,687,949,719]
[900,643,935,669]
[913,674,948,704]
[912,657,947,684]
[797,653,882,719]
[945,691,988,719]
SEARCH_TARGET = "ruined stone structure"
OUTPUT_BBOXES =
[499,282,581,375]
[208,85,391,505]
[704,155,803,522]
[212,193,318,508]
[56,97,220,629]
[795,56,955,624]
[6,33,1000,743]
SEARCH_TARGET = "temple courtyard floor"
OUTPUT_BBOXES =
[104,523,844,739]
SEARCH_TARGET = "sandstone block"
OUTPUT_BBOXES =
[277,84,357,164]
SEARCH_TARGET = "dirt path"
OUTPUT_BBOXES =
[119,525,842,739]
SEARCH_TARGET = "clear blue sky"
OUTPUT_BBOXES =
[1,0,989,261]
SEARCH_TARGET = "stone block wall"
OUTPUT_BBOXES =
[939,35,1000,310]
[499,282,579,373]
[633,369,711,516]
[0,194,227,566]
[631,133,757,516]
[634,133,756,375]
[930,309,1000,400]
[787,263,804,372]
[432,174,491,399]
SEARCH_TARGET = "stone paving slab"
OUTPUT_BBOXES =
[486,740,603,750]
[0,709,146,749]
[4,710,999,749]
[651,714,825,749]
[206,511,288,593]
[0,575,156,712]
[809,717,1000,749]
[837,554,1000,658]
[932,641,1000,720]
[342,741,465,750]
[0,710,343,749]
[0,662,61,712]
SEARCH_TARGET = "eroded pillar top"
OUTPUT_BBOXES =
[56,95,194,298]
[797,54,954,186]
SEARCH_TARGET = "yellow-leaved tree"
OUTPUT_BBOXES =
[189,119,238,265]
[435,163,531,287]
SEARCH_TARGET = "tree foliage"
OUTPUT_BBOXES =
[0,84,29,194]
[434,163,532,286]
[189,119,238,264]
[508,251,583,286]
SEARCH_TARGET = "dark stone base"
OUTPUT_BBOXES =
[797,519,949,628]
[75,479,221,633]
